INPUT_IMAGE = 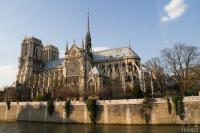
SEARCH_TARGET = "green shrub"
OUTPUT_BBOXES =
[165,97,172,114]
[86,98,97,124]
[140,97,153,124]
[33,95,43,101]
[43,92,52,101]
[172,96,185,120]
[65,99,71,118]
[47,101,55,116]
[6,100,11,110]
[184,90,193,96]
[132,86,144,98]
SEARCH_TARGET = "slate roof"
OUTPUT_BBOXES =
[93,47,140,62]
[44,58,64,70]
[43,47,140,70]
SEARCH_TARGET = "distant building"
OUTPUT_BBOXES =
[16,15,144,98]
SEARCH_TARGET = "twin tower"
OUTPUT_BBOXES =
[17,14,92,85]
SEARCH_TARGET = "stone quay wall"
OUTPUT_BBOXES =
[0,96,200,125]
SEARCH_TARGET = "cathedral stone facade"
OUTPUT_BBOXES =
[16,16,144,98]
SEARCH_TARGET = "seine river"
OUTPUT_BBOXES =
[0,122,199,133]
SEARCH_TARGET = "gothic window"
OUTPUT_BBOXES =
[110,68,112,75]
[33,44,36,57]
[24,44,27,56]
[128,62,133,72]
[88,80,95,96]
[133,75,140,85]
[36,45,39,58]
[102,65,105,74]
[125,85,132,94]
[66,77,69,84]
[66,60,80,76]
[114,63,119,73]
[122,62,126,71]
[125,74,131,82]
[66,76,79,85]
[103,77,108,85]
[108,64,112,75]
[134,65,137,72]
[71,49,77,57]
[135,60,140,67]
[45,52,47,60]
[133,65,139,75]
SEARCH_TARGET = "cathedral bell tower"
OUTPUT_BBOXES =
[16,37,43,84]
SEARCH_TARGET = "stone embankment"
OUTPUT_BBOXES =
[0,96,200,124]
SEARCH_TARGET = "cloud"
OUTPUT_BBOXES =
[161,0,188,22]
[0,65,17,90]
[93,46,109,52]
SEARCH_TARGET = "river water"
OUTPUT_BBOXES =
[0,122,199,133]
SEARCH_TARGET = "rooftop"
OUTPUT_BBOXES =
[93,47,140,62]
[44,44,59,50]
[23,36,42,43]
[42,47,140,70]
[44,58,64,70]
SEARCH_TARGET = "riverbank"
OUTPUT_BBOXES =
[0,96,200,125]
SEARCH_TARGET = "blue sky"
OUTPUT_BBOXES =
[0,0,200,88]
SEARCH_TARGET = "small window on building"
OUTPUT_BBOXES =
[122,63,126,71]
[128,62,133,72]
[114,63,119,72]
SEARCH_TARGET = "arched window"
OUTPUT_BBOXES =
[102,65,105,74]
[122,62,126,71]
[125,75,131,82]
[24,44,27,56]
[135,60,140,67]
[133,65,138,74]
[114,63,119,73]
[125,85,132,94]
[133,75,140,85]
[88,80,95,96]
[128,62,133,72]
[134,65,137,72]
[108,64,112,75]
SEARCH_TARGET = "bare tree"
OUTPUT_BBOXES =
[145,57,166,97]
[192,65,200,80]
[185,65,200,95]
[161,43,200,94]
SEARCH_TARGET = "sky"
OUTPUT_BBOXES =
[0,0,200,88]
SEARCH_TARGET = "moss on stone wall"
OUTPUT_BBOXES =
[47,101,55,116]
[87,98,98,124]
[140,97,153,124]
[6,100,11,110]
[165,97,172,114]
[172,96,185,120]
[64,99,71,118]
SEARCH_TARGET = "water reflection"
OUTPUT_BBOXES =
[0,122,192,133]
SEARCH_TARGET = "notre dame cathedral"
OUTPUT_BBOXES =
[16,15,145,99]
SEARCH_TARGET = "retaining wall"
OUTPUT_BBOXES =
[0,96,200,124]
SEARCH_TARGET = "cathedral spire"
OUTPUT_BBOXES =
[73,39,76,44]
[65,42,68,55]
[82,38,85,49]
[129,40,131,48]
[87,11,90,33]
[85,10,92,52]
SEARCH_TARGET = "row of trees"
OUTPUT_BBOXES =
[144,43,200,97]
